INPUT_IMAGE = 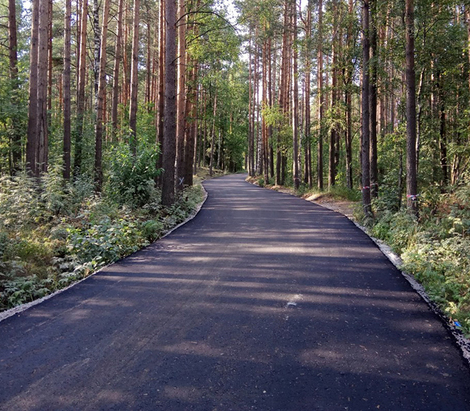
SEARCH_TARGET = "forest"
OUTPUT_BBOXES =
[0,0,469,334]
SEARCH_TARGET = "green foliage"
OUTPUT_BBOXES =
[0,165,205,312]
[369,181,470,336]
[105,142,160,208]
[66,215,146,268]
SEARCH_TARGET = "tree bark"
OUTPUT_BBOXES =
[74,0,88,177]
[63,0,72,179]
[129,0,140,155]
[93,0,100,103]
[345,0,354,190]
[369,0,378,198]
[36,0,49,174]
[317,0,324,190]
[304,2,312,188]
[184,63,198,186]
[9,0,21,172]
[248,35,254,177]
[26,0,39,176]
[328,0,339,189]
[94,0,110,191]
[156,0,165,186]
[161,0,177,206]
[111,0,124,141]
[209,92,217,177]
[292,1,300,190]
[465,6,470,137]
[405,0,418,214]
[361,0,372,216]
[176,0,187,190]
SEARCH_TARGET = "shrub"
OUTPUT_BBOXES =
[105,142,160,208]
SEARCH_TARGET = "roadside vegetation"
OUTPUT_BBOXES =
[0,163,206,312]
[365,182,470,337]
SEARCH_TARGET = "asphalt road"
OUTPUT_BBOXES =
[1,173,469,411]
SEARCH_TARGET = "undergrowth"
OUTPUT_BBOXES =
[0,168,205,312]
[365,183,470,337]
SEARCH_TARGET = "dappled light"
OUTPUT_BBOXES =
[1,174,469,410]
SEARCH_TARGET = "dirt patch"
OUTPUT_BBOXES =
[308,196,357,220]
[245,176,357,220]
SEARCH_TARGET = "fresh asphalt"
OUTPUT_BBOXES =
[1,173,469,411]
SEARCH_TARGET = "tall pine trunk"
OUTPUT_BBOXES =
[26,0,39,176]
[74,0,88,177]
[156,0,165,186]
[369,0,379,198]
[176,0,187,190]
[8,0,21,172]
[63,0,72,179]
[304,2,312,188]
[317,0,324,190]
[111,0,124,141]
[405,0,418,214]
[292,1,300,190]
[129,0,140,155]
[36,0,49,174]
[94,0,110,191]
[361,0,372,216]
[161,0,177,206]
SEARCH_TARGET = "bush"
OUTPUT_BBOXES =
[105,142,160,208]
[369,181,470,336]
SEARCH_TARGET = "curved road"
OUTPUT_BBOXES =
[1,174,469,410]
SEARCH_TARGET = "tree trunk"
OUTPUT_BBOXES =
[36,0,49,174]
[9,0,21,172]
[304,3,312,188]
[369,0,379,198]
[405,0,418,214]
[317,0,324,190]
[145,3,152,108]
[47,0,53,126]
[26,0,39,176]
[329,0,339,189]
[176,0,187,190]
[93,0,100,102]
[345,0,354,190]
[74,0,88,177]
[184,64,198,186]
[248,35,254,177]
[209,92,217,177]
[63,0,72,179]
[361,0,372,216]
[161,0,177,206]
[94,0,110,191]
[262,39,268,184]
[156,0,165,186]
[465,6,470,136]
[111,0,123,141]
[292,1,300,190]
[129,0,140,155]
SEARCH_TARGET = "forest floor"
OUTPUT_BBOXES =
[245,176,358,220]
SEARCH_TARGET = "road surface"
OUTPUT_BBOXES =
[1,174,469,410]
